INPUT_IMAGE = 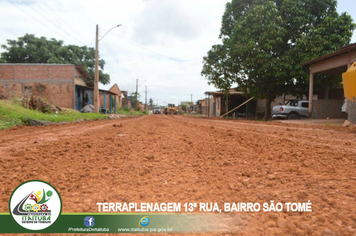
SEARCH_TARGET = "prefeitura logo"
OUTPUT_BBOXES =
[9,180,62,230]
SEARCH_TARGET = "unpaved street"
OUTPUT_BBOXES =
[1,115,356,235]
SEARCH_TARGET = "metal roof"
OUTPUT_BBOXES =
[301,43,356,66]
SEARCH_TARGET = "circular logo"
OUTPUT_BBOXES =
[9,180,62,230]
[139,216,150,226]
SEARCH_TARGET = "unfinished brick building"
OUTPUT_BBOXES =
[0,63,121,113]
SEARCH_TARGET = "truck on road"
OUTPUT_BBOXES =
[164,104,178,115]
[272,100,309,119]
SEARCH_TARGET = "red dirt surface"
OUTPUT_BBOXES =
[1,115,356,235]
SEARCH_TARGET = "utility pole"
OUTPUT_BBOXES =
[94,24,100,113]
[145,85,147,110]
[191,94,192,104]
[93,24,121,113]
[135,79,138,110]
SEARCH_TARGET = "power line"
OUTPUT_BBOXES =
[40,1,90,44]
[7,0,87,46]
[6,0,62,36]
[18,0,87,46]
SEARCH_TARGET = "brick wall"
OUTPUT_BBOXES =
[0,64,75,109]
[100,92,111,110]
[312,99,344,119]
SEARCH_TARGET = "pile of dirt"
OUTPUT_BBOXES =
[22,94,61,113]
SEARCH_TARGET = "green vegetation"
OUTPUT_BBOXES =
[202,0,356,120]
[149,98,154,108]
[116,107,148,116]
[128,92,140,109]
[0,100,107,130]
[1,34,110,84]
[325,123,342,127]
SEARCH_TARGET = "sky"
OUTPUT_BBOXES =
[0,0,355,106]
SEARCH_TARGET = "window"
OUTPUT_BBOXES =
[301,102,309,108]
[286,100,298,106]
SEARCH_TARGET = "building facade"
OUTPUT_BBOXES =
[0,63,120,113]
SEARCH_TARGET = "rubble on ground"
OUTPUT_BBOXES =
[22,94,61,113]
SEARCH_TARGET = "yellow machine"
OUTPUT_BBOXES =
[343,62,356,101]
[164,103,178,115]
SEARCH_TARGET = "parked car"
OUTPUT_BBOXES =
[272,100,309,119]
[153,106,161,114]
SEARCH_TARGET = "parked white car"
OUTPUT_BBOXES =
[272,100,309,119]
[153,106,161,114]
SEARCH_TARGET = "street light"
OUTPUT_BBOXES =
[94,24,122,113]
[99,25,122,41]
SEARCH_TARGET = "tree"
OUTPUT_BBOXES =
[202,0,355,120]
[129,92,140,109]
[1,34,110,84]
[148,98,154,108]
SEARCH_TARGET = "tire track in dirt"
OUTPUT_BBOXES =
[158,115,356,235]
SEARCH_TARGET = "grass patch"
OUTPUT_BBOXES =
[325,123,342,127]
[0,100,107,130]
[116,107,148,116]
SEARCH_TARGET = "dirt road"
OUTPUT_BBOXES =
[1,115,356,235]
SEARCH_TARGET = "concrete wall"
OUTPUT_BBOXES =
[348,100,356,123]
[75,77,87,86]
[0,64,75,109]
[312,99,344,119]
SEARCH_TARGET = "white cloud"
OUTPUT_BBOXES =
[1,0,354,105]
[0,0,228,105]
[133,0,204,45]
